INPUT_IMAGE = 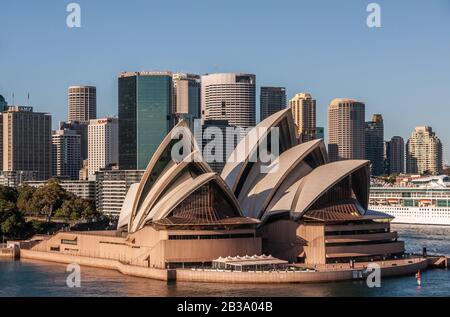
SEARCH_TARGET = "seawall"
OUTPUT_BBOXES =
[20,249,429,284]
[0,247,19,259]
[20,250,169,281]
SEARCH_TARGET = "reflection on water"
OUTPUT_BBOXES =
[392,224,450,255]
[0,224,449,297]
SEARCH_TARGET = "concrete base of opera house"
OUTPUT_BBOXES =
[20,249,170,281]
[20,249,430,284]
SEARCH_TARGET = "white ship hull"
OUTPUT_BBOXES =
[369,205,450,226]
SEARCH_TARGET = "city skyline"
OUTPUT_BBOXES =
[1,1,450,163]
[2,1,450,299]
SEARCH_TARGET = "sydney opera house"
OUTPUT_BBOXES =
[24,109,425,282]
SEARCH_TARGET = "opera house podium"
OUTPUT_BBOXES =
[27,109,407,277]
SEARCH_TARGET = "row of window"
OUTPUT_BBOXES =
[325,229,389,236]
[168,233,254,240]
[61,239,77,245]
[326,239,395,247]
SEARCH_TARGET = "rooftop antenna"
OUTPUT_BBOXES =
[12,92,14,105]
[27,93,30,107]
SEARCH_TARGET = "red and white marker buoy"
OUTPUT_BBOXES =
[415,270,421,287]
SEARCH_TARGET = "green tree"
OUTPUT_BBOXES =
[80,199,98,220]
[29,179,68,222]
[17,185,36,215]
[0,200,17,221]
[0,200,28,239]
[55,197,98,221]
[1,212,27,239]
[0,185,18,203]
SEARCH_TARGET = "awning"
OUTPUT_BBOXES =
[213,255,288,266]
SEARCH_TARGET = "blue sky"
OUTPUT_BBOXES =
[1,0,450,162]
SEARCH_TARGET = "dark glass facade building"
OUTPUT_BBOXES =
[365,114,385,176]
[260,87,286,121]
[316,127,325,140]
[118,72,172,170]
[0,95,7,111]
[386,136,405,175]
[194,119,246,174]
[59,120,89,161]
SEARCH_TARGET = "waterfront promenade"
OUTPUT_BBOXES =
[20,249,430,284]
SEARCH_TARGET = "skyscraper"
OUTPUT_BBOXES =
[260,87,286,121]
[365,114,384,176]
[68,86,97,122]
[201,73,256,128]
[289,93,317,142]
[171,73,201,128]
[52,129,81,180]
[59,121,89,161]
[316,127,325,140]
[328,99,365,162]
[194,119,247,174]
[386,136,405,175]
[406,126,443,175]
[0,95,7,111]
[2,106,52,180]
[118,71,172,170]
[0,96,4,171]
[88,118,119,175]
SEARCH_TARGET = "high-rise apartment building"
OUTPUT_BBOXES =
[52,129,81,180]
[406,126,443,175]
[328,99,365,162]
[0,113,2,171]
[0,171,39,188]
[260,87,286,121]
[201,73,256,128]
[88,118,119,175]
[386,136,405,175]
[27,179,96,202]
[365,114,385,176]
[79,159,89,181]
[1,106,52,180]
[68,86,97,122]
[95,169,145,216]
[118,71,172,170]
[289,93,316,142]
[171,73,201,128]
[0,95,5,171]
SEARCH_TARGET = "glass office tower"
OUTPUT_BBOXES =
[118,72,172,170]
[0,95,7,111]
[260,87,286,121]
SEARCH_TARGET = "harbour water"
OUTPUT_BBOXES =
[0,224,449,297]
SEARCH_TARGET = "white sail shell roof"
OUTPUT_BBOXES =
[238,139,328,219]
[221,108,298,194]
[118,110,372,232]
[291,160,370,219]
[120,121,243,233]
[118,183,140,230]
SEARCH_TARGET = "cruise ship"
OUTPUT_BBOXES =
[369,175,450,226]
